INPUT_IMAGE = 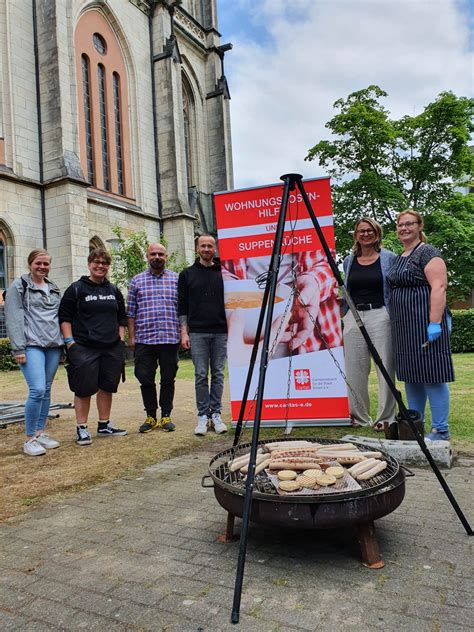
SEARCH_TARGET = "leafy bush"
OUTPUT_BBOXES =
[109,227,149,292]
[0,338,19,371]
[109,226,189,294]
[451,309,474,353]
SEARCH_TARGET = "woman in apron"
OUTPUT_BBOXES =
[387,210,454,441]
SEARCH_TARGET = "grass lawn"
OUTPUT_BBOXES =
[3,353,473,443]
[170,353,474,446]
[235,353,474,450]
[0,353,472,522]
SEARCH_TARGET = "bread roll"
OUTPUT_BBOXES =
[277,470,297,481]
[279,480,302,492]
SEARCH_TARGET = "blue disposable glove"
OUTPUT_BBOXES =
[427,322,442,342]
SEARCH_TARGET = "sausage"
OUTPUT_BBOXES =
[331,455,367,465]
[348,458,379,476]
[315,451,364,458]
[240,453,271,474]
[269,461,325,471]
[270,450,321,459]
[265,441,318,452]
[228,448,263,472]
[356,460,388,481]
[268,454,324,462]
[316,453,367,464]
[269,456,324,465]
[271,446,321,454]
[256,458,271,474]
[315,443,357,452]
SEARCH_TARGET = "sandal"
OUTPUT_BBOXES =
[373,421,385,433]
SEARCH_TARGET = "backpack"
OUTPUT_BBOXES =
[2,277,28,302]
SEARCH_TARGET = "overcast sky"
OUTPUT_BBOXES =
[217,0,473,190]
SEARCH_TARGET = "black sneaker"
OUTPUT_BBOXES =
[97,421,128,437]
[76,425,92,446]
[139,416,159,433]
[158,416,175,432]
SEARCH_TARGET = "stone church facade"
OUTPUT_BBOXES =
[0,0,233,299]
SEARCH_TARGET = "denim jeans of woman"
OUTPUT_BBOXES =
[19,346,61,437]
[404,382,450,433]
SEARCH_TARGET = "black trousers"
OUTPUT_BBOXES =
[134,343,179,418]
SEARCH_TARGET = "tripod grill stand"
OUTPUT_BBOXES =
[230,172,472,624]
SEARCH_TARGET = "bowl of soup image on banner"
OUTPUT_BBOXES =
[224,279,293,343]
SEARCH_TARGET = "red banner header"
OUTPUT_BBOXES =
[214,178,334,260]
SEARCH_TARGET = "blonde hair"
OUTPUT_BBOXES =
[396,209,427,243]
[351,217,383,256]
[27,249,51,266]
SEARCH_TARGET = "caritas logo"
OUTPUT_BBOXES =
[294,369,311,390]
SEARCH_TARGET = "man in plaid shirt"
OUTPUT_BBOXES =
[127,243,180,434]
[222,250,341,354]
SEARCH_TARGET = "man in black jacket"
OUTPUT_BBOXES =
[178,234,228,435]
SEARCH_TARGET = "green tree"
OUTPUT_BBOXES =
[306,86,474,301]
[109,226,189,293]
[109,226,149,292]
[424,193,474,303]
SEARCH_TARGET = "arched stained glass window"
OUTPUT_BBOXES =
[75,11,132,197]
[98,63,110,191]
[182,74,195,189]
[0,239,6,294]
[113,72,124,195]
[81,54,95,185]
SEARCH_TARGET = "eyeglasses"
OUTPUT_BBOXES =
[92,260,110,266]
[356,229,375,235]
[397,221,419,229]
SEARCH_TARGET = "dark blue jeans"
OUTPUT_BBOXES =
[189,333,227,417]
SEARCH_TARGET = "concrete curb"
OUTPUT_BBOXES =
[342,433,453,468]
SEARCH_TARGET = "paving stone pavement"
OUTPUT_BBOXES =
[1,450,473,631]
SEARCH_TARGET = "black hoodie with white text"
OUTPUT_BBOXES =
[58,276,127,348]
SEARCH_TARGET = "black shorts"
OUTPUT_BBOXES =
[65,341,125,397]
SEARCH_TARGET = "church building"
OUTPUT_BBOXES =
[0,0,233,303]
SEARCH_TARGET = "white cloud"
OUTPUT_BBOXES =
[223,0,473,189]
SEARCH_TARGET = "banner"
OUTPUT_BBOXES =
[214,177,350,427]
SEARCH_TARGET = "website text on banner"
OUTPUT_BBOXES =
[214,177,350,428]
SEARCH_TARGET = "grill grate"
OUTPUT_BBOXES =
[209,438,401,503]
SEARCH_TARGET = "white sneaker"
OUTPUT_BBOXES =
[36,433,60,449]
[211,413,228,434]
[24,439,46,456]
[194,415,208,436]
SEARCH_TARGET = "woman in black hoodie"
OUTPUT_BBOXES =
[59,249,127,446]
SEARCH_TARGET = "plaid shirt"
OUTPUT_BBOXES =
[222,251,342,352]
[127,268,180,344]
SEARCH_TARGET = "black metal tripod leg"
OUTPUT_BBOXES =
[231,174,296,623]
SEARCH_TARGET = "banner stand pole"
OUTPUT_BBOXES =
[230,172,471,624]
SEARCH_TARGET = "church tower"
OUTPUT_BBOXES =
[0,0,233,305]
